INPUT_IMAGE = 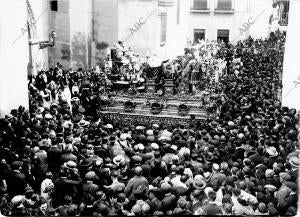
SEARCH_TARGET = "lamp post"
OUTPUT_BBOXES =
[27,28,57,77]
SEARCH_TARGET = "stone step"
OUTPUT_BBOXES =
[109,105,205,113]
[107,107,207,118]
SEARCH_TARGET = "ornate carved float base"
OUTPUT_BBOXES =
[98,96,207,127]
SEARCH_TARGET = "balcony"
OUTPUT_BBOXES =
[190,7,210,13]
[273,0,289,6]
[159,0,175,7]
[214,8,234,14]
[279,11,289,26]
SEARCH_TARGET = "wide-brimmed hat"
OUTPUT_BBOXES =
[120,134,127,141]
[105,124,113,129]
[193,178,206,190]
[285,181,297,191]
[45,114,53,120]
[65,160,77,169]
[79,120,90,127]
[266,146,278,157]
[279,172,291,182]
[152,124,159,129]
[85,171,96,180]
[264,184,277,192]
[228,121,234,127]
[289,156,300,168]
[265,169,275,178]
[79,158,93,168]
[151,143,159,150]
[136,126,145,130]
[146,129,154,136]
[132,155,143,164]
[35,114,43,120]
[36,107,44,114]
[5,114,13,120]
[10,109,18,117]
[113,155,125,165]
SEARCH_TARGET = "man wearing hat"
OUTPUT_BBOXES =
[208,163,226,185]
[276,172,293,212]
[265,146,279,167]
[148,187,163,211]
[41,172,54,202]
[187,189,206,214]
[288,156,299,182]
[248,146,266,165]
[47,141,63,172]
[105,170,125,194]
[7,161,26,197]
[124,166,149,200]
[201,190,223,215]
[82,171,99,197]
[282,181,298,210]
[61,144,77,163]
[160,182,177,212]
[53,170,81,207]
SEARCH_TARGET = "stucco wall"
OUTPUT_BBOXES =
[282,0,300,110]
[161,0,189,59]
[69,0,92,69]
[0,0,29,116]
[188,0,273,43]
[92,0,118,66]
[93,0,119,48]
[48,0,71,69]
[29,0,50,71]
[118,0,159,57]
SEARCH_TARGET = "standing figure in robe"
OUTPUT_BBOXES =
[190,62,202,93]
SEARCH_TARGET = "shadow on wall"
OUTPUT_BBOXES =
[71,32,87,69]
[61,44,71,61]
[48,44,70,69]
[95,41,109,68]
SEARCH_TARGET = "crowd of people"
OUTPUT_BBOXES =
[0,31,299,216]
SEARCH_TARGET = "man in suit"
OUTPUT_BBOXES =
[208,163,226,185]
[105,170,125,195]
[53,170,81,208]
[201,190,223,215]
[82,171,99,197]
[47,142,63,172]
[124,166,149,200]
[160,183,177,212]
[248,146,266,165]
[60,144,77,164]
[278,181,298,214]
[7,161,26,197]
[284,182,298,207]
[187,189,206,214]
[55,195,72,216]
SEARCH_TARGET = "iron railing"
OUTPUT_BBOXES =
[279,11,289,26]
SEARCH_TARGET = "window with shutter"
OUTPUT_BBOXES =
[216,0,232,10]
[193,0,208,10]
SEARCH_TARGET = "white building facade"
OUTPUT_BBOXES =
[187,0,278,44]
